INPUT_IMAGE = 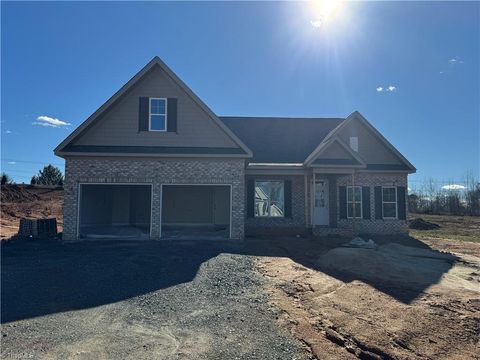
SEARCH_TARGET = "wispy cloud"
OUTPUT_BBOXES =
[310,20,322,28]
[3,130,12,134]
[448,57,464,65]
[440,57,464,74]
[7,161,16,165]
[33,115,71,128]
[386,85,396,92]
[441,184,466,190]
[376,87,383,92]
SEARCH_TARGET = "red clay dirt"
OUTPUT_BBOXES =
[0,185,64,240]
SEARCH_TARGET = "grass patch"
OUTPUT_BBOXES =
[409,213,480,243]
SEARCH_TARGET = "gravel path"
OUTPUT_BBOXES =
[1,240,308,360]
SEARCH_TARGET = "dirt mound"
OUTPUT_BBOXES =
[409,217,440,230]
[315,243,480,291]
[1,185,40,203]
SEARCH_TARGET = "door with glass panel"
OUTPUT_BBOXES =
[313,179,329,225]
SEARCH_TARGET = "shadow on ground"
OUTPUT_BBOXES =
[1,235,457,324]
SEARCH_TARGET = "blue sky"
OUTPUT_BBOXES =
[1,1,479,187]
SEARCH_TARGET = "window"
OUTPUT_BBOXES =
[382,187,397,219]
[347,186,362,218]
[255,181,284,217]
[149,98,167,131]
[349,136,358,152]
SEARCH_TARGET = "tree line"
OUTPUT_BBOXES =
[409,175,480,216]
[1,165,64,186]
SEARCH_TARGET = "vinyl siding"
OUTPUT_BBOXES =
[337,120,403,165]
[73,66,239,149]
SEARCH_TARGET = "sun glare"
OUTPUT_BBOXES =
[310,0,343,26]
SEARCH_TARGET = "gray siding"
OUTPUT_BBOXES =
[337,120,403,165]
[73,66,240,149]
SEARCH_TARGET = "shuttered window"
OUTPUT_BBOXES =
[149,98,167,131]
[255,181,284,217]
[382,187,397,219]
[347,186,362,219]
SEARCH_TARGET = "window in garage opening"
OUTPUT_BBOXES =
[79,184,151,240]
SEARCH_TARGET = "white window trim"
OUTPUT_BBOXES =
[254,180,285,218]
[382,186,398,219]
[347,185,362,219]
[149,97,168,132]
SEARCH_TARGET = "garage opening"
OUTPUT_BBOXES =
[161,185,231,239]
[79,184,151,240]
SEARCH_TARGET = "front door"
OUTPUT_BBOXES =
[313,179,329,226]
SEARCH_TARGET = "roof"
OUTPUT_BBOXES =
[220,117,344,163]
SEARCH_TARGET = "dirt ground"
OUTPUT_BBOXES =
[0,184,64,240]
[257,232,480,359]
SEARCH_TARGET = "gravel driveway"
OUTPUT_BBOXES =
[1,240,308,360]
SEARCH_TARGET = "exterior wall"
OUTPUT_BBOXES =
[245,175,307,236]
[312,172,408,236]
[63,157,245,241]
[73,66,239,149]
[337,120,403,165]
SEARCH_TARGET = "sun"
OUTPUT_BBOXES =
[310,0,343,26]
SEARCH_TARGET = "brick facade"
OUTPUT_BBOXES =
[312,172,408,236]
[63,157,245,241]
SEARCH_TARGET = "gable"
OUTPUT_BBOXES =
[55,58,251,157]
[306,138,365,167]
[335,114,412,168]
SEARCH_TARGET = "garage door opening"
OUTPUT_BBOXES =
[161,185,231,239]
[79,184,152,240]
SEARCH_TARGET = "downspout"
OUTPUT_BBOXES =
[304,174,308,228]
[352,170,356,236]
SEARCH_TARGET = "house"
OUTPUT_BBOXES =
[55,56,416,241]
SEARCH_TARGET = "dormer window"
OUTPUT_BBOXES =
[149,98,167,131]
[349,136,358,152]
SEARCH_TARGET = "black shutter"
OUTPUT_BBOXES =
[397,186,406,220]
[362,186,371,219]
[247,179,255,218]
[339,186,347,219]
[138,97,149,132]
[167,98,177,132]
[284,180,292,218]
[374,186,383,219]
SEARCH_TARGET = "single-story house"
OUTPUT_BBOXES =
[55,56,416,241]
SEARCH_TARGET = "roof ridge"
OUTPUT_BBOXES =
[219,116,345,120]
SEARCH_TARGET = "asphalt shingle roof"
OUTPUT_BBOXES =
[220,116,344,163]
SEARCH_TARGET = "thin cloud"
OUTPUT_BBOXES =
[386,85,397,92]
[3,130,12,134]
[310,20,322,28]
[33,115,71,128]
[448,57,464,65]
[376,87,383,92]
[441,184,466,190]
[7,161,16,165]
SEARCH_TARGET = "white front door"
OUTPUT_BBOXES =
[313,179,329,226]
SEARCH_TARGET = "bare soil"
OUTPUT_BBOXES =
[0,184,64,240]
[257,232,480,359]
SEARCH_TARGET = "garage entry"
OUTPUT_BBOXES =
[161,185,231,239]
[78,184,152,240]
